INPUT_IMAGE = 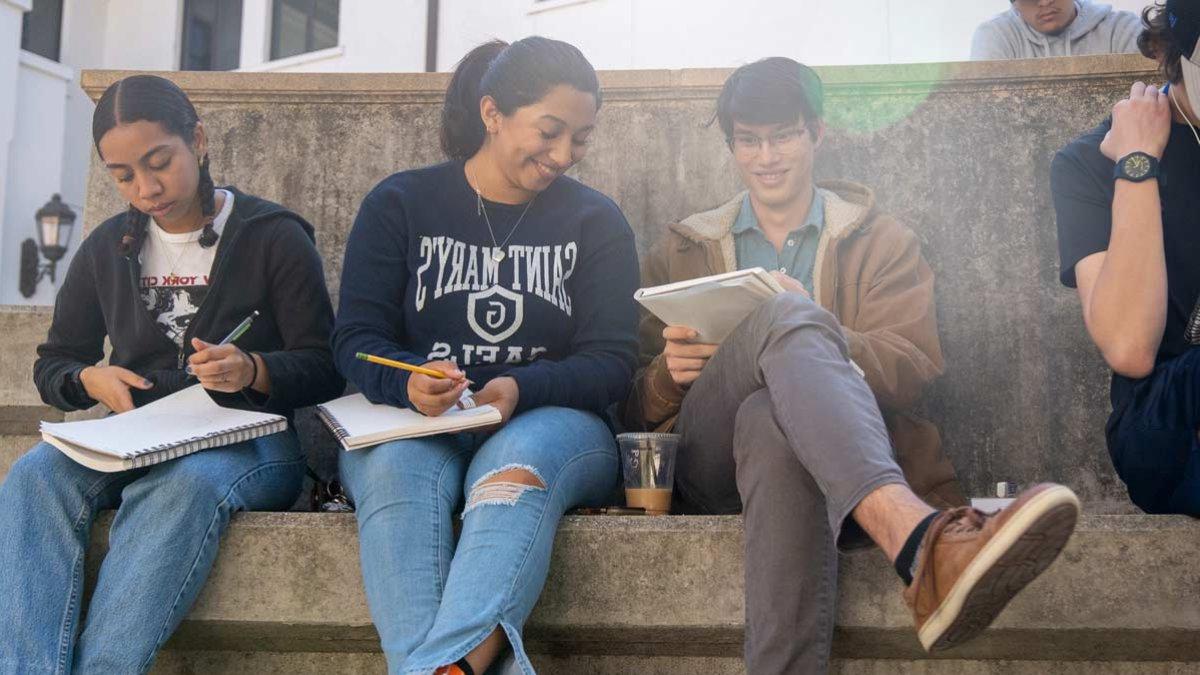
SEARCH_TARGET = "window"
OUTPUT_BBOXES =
[271,0,339,61]
[20,0,64,62]
[181,0,244,71]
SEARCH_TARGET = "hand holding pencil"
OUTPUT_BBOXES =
[356,352,516,424]
[355,353,470,417]
[405,360,471,417]
[189,311,264,394]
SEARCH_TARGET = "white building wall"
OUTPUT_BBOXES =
[1,0,33,304]
[439,0,1155,70]
[58,0,108,208]
[100,0,183,70]
[239,0,427,72]
[2,0,109,307]
[4,52,74,305]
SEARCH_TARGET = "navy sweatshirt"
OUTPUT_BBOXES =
[332,161,640,416]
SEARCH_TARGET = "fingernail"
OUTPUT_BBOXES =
[185,366,194,376]
[143,379,153,387]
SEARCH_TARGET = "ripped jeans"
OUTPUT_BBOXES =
[339,406,618,675]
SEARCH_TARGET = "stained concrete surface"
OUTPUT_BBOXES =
[71,55,1159,505]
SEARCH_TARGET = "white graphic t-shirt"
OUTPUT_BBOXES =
[139,190,233,347]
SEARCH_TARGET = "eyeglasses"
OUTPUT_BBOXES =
[729,127,807,156]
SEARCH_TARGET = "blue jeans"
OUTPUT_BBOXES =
[340,406,618,675]
[0,431,305,675]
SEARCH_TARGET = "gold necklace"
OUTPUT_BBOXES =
[151,223,203,280]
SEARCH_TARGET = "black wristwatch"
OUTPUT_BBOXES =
[1113,151,1160,183]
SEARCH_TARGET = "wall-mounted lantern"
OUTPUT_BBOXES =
[19,194,76,298]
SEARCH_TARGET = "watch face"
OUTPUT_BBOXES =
[1123,153,1152,179]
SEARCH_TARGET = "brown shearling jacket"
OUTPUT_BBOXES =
[622,180,966,508]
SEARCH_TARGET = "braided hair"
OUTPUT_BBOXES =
[92,75,219,257]
[197,154,219,247]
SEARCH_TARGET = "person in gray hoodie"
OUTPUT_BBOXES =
[971,0,1143,59]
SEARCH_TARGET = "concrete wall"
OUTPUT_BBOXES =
[79,54,1155,507]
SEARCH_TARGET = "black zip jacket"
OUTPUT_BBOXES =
[34,187,345,416]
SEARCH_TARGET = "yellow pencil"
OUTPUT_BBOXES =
[355,352,450,379]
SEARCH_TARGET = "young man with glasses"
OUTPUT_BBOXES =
[1053,0,1200,515]
[971,0,1142,60]
[623,57,1081,673]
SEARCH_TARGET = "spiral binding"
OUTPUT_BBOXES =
[126,419,287,469]
[316,405,351,442]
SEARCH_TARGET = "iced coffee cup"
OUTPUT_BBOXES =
[617,432,680,516]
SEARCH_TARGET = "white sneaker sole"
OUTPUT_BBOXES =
[917,484,1081,652]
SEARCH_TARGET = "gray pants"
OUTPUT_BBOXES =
[674,293,907,674]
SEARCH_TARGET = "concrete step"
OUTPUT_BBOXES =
[150,652,1200,675]
[0,434,41,477]
[77,513,1200,663]
[0,306,52,408]
[0,401,91,482]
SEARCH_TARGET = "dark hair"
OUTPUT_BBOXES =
[1139,2,1186,84]
[92,74,218,257]
[440,37,602,161]
[712,57,824,143]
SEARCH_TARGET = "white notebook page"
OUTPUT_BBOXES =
[319,391,496,439]
[41,385,284,458]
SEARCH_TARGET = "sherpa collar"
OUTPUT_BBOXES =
[668,180,878,276]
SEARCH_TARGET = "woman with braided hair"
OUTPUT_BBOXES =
[0,74,344,674]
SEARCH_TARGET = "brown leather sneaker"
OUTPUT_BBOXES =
[904,483,1080,652]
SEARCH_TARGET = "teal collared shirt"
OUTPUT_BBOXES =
[732,190,825,292]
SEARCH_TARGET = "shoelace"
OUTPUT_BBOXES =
[914,507,989,612]
[939,506,987,534]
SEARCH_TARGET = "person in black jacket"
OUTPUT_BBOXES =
[0,74,344,674]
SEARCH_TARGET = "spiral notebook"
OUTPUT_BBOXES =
[636,267,865,376]
[634,267,786,344]
[40,385,287,472]
[316,392,501,451]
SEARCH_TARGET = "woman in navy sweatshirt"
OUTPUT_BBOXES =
[333,37,639,675]
[0,75,343,674]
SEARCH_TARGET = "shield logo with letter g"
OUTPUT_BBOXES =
[467,286,524,344]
